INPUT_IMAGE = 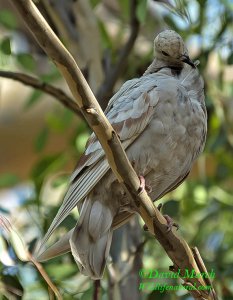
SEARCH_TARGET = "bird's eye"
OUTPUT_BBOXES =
[162,51,169,56]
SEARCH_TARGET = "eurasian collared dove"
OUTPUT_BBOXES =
[35,30,207,279]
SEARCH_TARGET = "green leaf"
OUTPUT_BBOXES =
[40,68,61,83]
[62,109,74,128]
[75,121,89,135]
[0,215,29,262]
[9,227,29,262]
[46,263,77,280]
[209,129,227,152]
[80,287,94,300]
[147,290,169,300]
[210,186,233,206]
[136,0,148,23]
[35,127,49,152]
[163,200,180,218]
[51,174,69,188]
[0,37,11,55]
[61,215,76,230]
[0,10,17,30]
[0,50,10,67]
[0,206,10,214]
[118,0,129,20]
[16,53,36,71]
[24,90,43,110]
[193,185,208,205]
[75,132,90,153]
[31,153,67,186]
[98,21,113,50]
[164,16,180,32]
[1,275,24,297]
[227,53,233,65]
[46,113,64,132]
[46,109,74,133]
[90,0,101,8]
[0,174,19,188]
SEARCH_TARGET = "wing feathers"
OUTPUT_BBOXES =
[35,159,109,256]
[36,229,73,262]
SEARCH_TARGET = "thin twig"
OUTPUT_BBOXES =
[29,253,63,300]
[93,280,101,300]
[192,247,218,300]
[0,70,80,115]
[48,287,55,300]
[96,0,140,109]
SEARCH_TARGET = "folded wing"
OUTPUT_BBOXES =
[35,75,160,258]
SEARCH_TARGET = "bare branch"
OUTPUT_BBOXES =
[93,280,101,300]
[29,254,62,300]
[0,70,80,115]
[96,0,140,109]
[9,1,217,299]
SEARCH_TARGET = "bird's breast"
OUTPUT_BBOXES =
[127,92,206,176]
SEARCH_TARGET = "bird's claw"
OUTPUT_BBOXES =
[143,224,149,231]
[157,203,163,211]
[138,175,152,194]
[163,214,179,232]
[156,204,179,232]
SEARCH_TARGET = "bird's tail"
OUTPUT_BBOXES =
[70,197,114,279]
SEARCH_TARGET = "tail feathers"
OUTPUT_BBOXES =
[70,198,114,279]
[35,229,73,262]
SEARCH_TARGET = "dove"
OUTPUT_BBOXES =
[35,30,207,279]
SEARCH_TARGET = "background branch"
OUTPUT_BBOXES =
[93,280,101,300]
[96,0,140,109]
[9,1,217,299]
[0,70,80,115]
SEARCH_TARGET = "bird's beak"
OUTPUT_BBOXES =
[181,55,196,68]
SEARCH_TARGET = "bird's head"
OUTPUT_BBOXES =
[154,30,195,68]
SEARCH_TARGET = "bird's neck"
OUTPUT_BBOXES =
[144,58,183,75]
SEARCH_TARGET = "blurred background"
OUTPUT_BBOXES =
[0,0,232,299]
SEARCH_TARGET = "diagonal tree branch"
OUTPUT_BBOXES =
[0,70,80,115]
[96,0,140,109]
[9,1,217,299]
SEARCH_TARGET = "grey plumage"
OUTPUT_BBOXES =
[35,30,207,280]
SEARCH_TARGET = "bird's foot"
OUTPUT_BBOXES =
[138,175,152,194]
[157,203,179,232]
[157,203,163,211]
[163,214,179,232]
[143,224,149,231]
[143,204,179,232]
[131,159,152,194]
